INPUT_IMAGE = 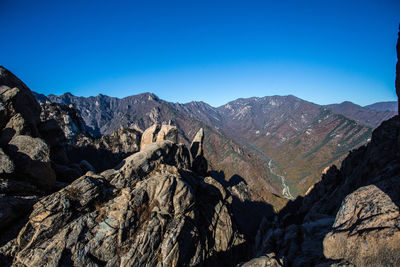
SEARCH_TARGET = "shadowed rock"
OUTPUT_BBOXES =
[0,67,41,138]
[190,128,208,176]
[7,135,56,190]
[0,148,14,174]
[396,25,400,114]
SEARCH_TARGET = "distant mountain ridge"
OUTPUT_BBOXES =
[34,91,395,208]
[326,101,396,127]
[364,101,397,112]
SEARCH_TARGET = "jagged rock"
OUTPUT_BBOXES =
[190,128,208,175]
[140,124,177,150]
[3,139,246,266]
[190,128,204,157]
[38,101,89,143]
[0,103,8,130]
[0,113,29,145]
[102,141,190,189]
[0,67,41,137]
[140,124,161,150]
[156,124,177,143]
[97,126,141,154]
[323,181,400,266]
[7,135,56,190]
[0,148,14,174]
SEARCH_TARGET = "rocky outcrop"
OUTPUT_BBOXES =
[7,135,56,190]
[1,140,247,266]
[39,101,89,144]
[323,181,400,266]
[140,124,177,150]
[190,128,208,175]
[0,67,60,253]
[68,126,142,173]
[0,67,41,139]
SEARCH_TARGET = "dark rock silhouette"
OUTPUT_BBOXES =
[396,25,400,114]
[190,128,208,176]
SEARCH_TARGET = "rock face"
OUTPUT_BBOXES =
[190,128,208,175]
[323,182,400,266]
[7,135,56,190]
[140,124,177,150]
[0,67,41,139]
[1,140,246,266]
[69,126,142,173]
[0,66,60,253]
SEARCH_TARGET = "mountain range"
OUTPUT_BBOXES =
[34,91,396,209]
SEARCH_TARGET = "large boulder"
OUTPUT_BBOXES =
[2,140,246,266]
[323,180,400,266]
[140,124,178,150]
[7,135,56,190]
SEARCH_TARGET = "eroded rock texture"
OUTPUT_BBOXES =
[140,124,178,150]
[1,141,246,266]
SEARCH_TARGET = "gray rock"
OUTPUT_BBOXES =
[323,180,400,266]
[7,135,56,190]
[140,124,178,150]
[4,138,246,266]
[0,148,14,174]
[190,128,208,175]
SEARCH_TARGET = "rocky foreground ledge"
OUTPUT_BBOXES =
[1,140,246,266]
[0,66,248,266]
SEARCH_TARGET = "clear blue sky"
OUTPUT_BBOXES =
[1,0,399,107]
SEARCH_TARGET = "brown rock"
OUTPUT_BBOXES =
[140,124,161,150]
[140,124,178,150]
[156,124,177,143]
